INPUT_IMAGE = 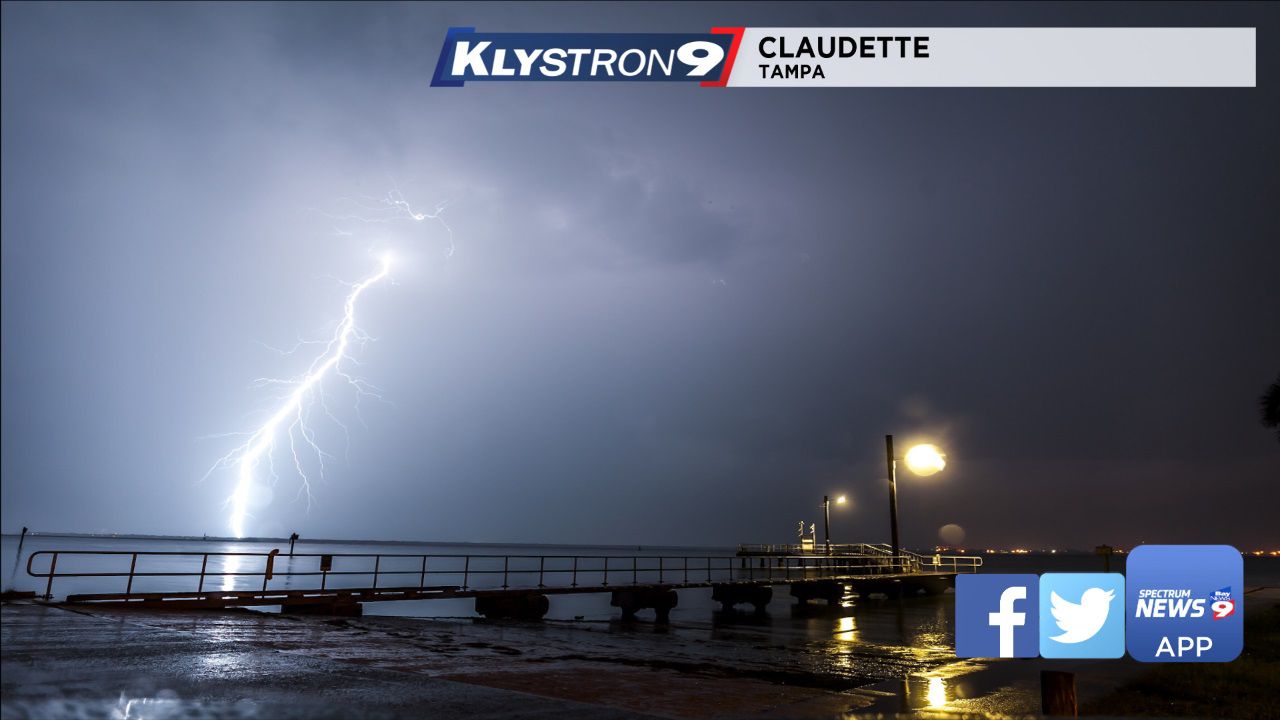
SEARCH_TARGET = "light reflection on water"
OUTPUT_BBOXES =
[113,693,182,720]
[220,552,241,592]
[926,676,947,708]
[836,614,856,639]
[827,612,862,675]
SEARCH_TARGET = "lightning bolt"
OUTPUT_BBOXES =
[209,253,391,538]
[206,187,452,538]
[316,189,455,257]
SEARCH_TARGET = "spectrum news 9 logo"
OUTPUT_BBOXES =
[430,28,744,87]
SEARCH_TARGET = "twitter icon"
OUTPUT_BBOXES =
[1039,573,1125,658]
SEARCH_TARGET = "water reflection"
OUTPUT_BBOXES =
[835,615,857,642]
[221,552,241,592]
[825,611,865,676]
[926,676,947,708]
[113,692,182,719]
[895,674,952,712]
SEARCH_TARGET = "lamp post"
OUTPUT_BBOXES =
[885,435,901,558]
[885,435,946,559]
[822,494,847,554]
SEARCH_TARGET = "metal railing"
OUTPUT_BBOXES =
[912,552,983,573]
[24,548,970,602]
[736,543,898,557]
[736,543,982,573]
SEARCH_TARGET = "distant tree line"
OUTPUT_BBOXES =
[1262,373,1280,443]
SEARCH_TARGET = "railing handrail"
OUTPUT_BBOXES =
[24,547,977,601]
[33,550,796,560]
[27,549,987,566]
[735,543,981,564]
[736,542,892,555]
[25,550,918,570]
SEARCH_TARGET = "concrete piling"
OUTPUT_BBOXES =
[790,580,846,605]
[475,592,550,620]
[711,584,772,613]
[611,587,678,623]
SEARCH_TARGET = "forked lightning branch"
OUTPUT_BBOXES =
[205,193,451,538]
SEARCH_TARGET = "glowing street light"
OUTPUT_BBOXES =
[822,494,849,554]
[904,444,946,476]
[885,436,947,559]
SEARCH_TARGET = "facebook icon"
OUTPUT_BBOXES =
[956,574,1039,658]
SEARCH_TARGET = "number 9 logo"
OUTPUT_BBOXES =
[677,41,725,77]
[1211,599,1235,619]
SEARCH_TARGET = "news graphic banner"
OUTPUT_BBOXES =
[431,27,1256,88]
[955,545,1244,662]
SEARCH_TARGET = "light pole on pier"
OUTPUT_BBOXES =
[885,435,946,558]
[822,494,847,554]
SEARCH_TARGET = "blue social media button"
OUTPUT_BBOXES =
[1039,573,1125,658]
[956,574,1039,658]
[1126,545,1243,662]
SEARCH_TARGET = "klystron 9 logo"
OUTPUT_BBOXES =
[430,27,743,87]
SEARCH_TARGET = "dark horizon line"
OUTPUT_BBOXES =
[0,529,736,552]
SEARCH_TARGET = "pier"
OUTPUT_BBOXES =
[24,545,980,620]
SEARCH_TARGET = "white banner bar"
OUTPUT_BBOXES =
[729,28,1256,87]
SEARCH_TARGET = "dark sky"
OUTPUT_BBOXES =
[2,2,1277,550]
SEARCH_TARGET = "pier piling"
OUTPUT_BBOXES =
[475,592,550,620]
[611,587,678,623]
[790,580,846,605]
[711,584,773,613]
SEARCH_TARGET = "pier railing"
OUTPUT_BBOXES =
[24,549,976,602]
[736,544,981,572]
[737,543,898,557]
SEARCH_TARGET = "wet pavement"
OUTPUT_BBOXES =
[0,596,1158,719]
[2,600,911,719]
[0,602,647,719]
[14,587,1279,719]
